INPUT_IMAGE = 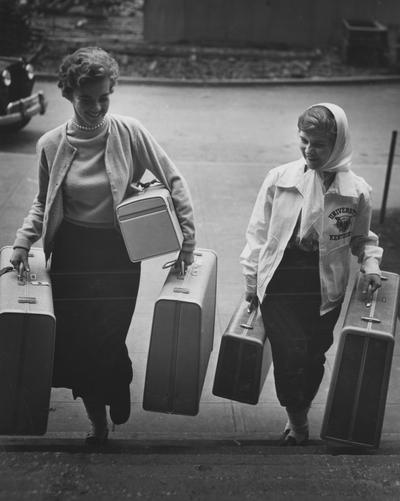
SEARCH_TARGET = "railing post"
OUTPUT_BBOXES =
[380,130,398,224]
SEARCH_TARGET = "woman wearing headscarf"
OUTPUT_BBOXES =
[241,103,383,445]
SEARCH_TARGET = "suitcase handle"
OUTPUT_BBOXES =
[364,286,374,308]
[16,266,49,287]
[0,266,14,277]
[163,260,177,269]
[137,179,159,190]
[240,307,258,330]
[1,264,49,288]
[163,259,186,279]
[361,276,387,321]
[162,250,204,271]
[363,274,388,308]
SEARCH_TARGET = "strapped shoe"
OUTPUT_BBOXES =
[279,422,309,446]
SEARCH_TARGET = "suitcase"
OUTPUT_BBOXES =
[0,246,56,435]
[321,271,399,448]
[143,248,217,415]
[116,183,183,262]
[212,298,272,404]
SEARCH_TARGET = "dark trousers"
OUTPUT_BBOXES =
[260,248,341,412]
[50,220,141,402]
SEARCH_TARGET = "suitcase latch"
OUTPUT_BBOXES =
[173,287,190,294]
[361,316,381,323]
[18,296,37,304]
[240,308,258,330]
[240,322,254,330]
[31,281,50,286]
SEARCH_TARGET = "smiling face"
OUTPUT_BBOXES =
[299,129,335,171]
[69,76,112,127]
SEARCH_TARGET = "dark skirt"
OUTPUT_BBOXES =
[50,220,141,402]
[261,248,341,411]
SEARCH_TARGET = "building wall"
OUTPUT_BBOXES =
[144,0,400,48]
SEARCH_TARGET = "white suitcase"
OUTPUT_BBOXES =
[0,246,56,435]
[143,249,217,415]
[116,183,183,262]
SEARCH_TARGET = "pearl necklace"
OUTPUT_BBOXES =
[71,117,107,131]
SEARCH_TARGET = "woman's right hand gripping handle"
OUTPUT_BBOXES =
[10,247,30,279]
[245,292,259,312]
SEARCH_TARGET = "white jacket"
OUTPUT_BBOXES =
[240,159,383,315]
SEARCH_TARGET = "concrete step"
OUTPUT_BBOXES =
[1,439,400,500]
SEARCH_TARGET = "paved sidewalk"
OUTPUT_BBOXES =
[1,154,399,449]
[1,82,400,497]
[46,161,400,445]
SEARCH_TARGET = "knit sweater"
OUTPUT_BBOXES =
[14,114,196,260]
[63,120,114,228]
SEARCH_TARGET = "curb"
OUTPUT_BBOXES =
[42,38,323,60]
[36,72,400,87]
[1,437,398,456]
[2,433,400,454]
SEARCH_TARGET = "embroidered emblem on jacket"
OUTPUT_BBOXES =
[328,207,357,240]
[334,215,352,232]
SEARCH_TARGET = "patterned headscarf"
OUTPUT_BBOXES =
[299,103,352,240]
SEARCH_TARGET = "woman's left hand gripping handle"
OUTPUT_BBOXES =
[174,250,194,274]
[10,248,30,279]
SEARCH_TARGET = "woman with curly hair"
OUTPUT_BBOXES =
[10,47,196,445]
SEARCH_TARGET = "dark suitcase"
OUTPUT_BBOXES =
[212,298,272,404]
[0,246,56,435]
[321,271,399,448]
[143,249,217,415]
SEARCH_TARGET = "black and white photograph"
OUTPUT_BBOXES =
[0,1,400,499]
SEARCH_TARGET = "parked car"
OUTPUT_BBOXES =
[0,55,47,132]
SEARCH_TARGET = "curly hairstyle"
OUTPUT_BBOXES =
[57,47,120,98]
[297,105,337,141]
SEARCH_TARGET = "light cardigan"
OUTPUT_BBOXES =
[14,114,196,260]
